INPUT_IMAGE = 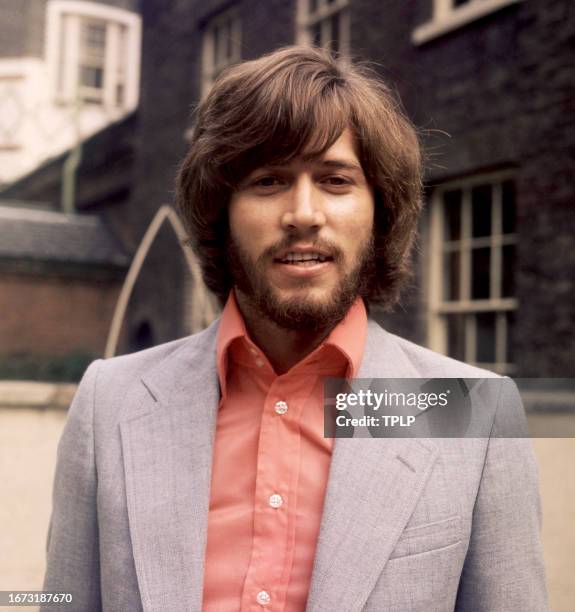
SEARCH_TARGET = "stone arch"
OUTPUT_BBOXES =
[104,205,218,358]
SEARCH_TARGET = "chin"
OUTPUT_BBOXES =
[261,287,353,332]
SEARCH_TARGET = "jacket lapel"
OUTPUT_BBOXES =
[120,322,221,612]
[306,321,439,611]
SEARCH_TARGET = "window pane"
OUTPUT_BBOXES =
[83,22,106,52]
[80,66,104,89]
[311,22,322,46]
[471,247,491,299]
[476,312,496,363]
[446,314,465,361]
[225,21,233,60]
[502,180,516,234]
[472,184,492,237]
[443,189,461,241]
[502,244,516,297]
[329,13,340,53]
[506,310,516,364]
[443,251,460,301]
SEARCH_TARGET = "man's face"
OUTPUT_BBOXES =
[227,129,375,331]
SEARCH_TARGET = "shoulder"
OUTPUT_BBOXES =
[394,333,500,378]
[70,319,220,428]
[366,319,501,379]
[95,318,220,383]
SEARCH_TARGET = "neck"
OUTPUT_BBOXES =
[235,291,334,375]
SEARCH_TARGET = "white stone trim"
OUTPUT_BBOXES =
[412,0,522,45]
[200,7,241,98]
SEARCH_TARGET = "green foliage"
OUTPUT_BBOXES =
[0,353,94,382]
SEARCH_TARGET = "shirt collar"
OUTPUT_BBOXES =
[216,290,368,394]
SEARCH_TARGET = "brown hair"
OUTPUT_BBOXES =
[176,45,422,309]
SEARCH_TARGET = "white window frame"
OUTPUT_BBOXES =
[427,171,518,374]
[0,74,25,150]
[296,0,351,57]
[200,8,241,98]
[46,0,141,110]
[412,0,522,45]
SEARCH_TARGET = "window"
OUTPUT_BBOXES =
[427,174,518,373]
[412,0,522,45]
[200,9,241,98]
[46,1,141,109]
[0,75,24,150]
[296,0,350,56]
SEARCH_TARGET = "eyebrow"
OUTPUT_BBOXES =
[318,159,364,172]
[263,158,364,173]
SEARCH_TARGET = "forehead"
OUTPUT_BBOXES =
[318,129,360,162]
[263,128,362,170]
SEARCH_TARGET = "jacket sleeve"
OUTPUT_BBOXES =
[455,379,548,611]
[42,361,103,612]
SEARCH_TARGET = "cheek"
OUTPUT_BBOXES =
[229,200,274,241]
[331,201,374,242]
[228,199,248,238]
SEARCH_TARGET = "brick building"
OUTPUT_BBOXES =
[3,0,574,377]
[119,0,573,377]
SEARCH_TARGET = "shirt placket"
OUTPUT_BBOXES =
[240,374,316,611]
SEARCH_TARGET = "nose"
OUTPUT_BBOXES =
[281,176,326,233]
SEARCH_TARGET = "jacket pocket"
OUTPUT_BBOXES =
[389,515,461,560]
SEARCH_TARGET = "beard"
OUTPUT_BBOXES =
[226,233,376,333]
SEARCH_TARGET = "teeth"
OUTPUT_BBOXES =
[281,252,327,263]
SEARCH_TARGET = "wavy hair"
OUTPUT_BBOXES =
[176,45,422,309]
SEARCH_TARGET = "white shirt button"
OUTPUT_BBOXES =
[269,493,283,509]
[274,400,288,415]
[255,358,264,368]
[249,346,258,356]
[256,590,271,605]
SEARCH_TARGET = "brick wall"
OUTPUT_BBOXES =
[0,273,121,356]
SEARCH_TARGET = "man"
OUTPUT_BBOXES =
[43,46,547,611]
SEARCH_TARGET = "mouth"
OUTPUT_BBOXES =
[271,251,336,280]
[273,251,334,266]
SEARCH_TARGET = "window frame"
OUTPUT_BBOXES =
[296,0,351,57]
[200,7,242,99]
[0,74,25,151]
[412,0,522,45]
[46,0,141,110]
[427,171,518,374]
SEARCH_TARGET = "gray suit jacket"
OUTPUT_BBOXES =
[43,319,547,611]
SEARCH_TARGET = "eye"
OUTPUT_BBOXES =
[325,176,348,185]
[251,175,284,188]
[322,175,353,190]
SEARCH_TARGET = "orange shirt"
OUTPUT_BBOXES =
[202,292,367,611]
